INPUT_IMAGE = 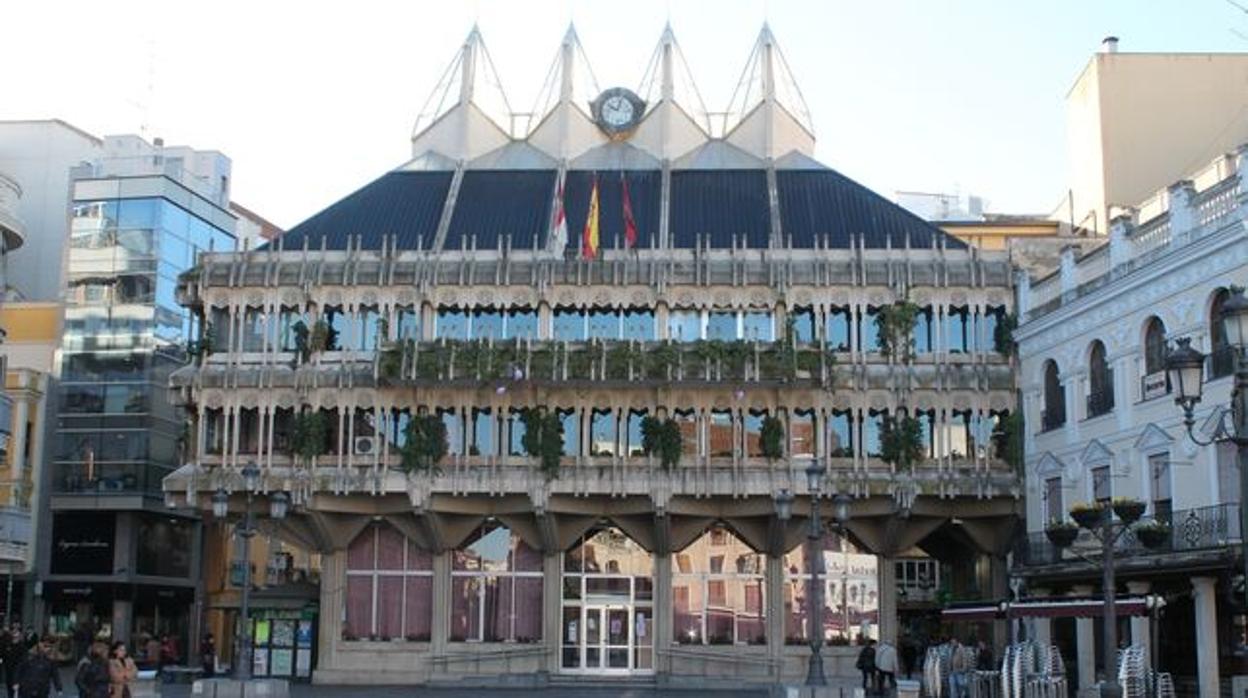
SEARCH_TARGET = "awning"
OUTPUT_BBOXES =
[941,597,1154,622]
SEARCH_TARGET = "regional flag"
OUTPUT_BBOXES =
[582,175,600,260]
[621,172,638,249]
[550,169,568,253]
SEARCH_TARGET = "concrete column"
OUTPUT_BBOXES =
[765,554,785,668]
[1071,584,1096,690]
[1192,577,1220,698]
[317,551,344,670]
[654,554,673,677]
[1125,581,1151,668]
[989,556,1009,651]
[430,552,451,660]
[9,398,28,505]
[878,556,897,644]
[542,554,561,674]
[1029,587,1052,648]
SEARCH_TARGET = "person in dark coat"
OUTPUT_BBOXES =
[4,628,26,698]
[14,640,62,698]
[856,638,878,693]
[73,643,109,698]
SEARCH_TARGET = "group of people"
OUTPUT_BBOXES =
[856,639,901,694]
[71,641,138,698]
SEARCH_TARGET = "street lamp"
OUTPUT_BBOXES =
[1166,286,1248,612]
[215,462,290,681]
[805,460,827,687]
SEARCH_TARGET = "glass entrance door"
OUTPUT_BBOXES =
[583,605,631,673]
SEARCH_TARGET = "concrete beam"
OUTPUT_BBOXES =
[958,517,1019,556]
[497,514,545,553]
[305,511,372,551]
[383,513,434,550]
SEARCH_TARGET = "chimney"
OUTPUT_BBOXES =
[1101,36,1119,54]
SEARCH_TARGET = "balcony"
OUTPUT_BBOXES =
[1015,503,1242,570]
[1085,389,1114,419]
[1040,409,1065,433]
[52,463,171,497]
[0,480,33,567]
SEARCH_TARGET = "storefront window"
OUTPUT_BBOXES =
[783,531,878,644]
[562,527,653,670]
[672,526,765,645]
[451,524,542,643]
[344,523,433,641]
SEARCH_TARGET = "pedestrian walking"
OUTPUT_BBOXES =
[199,634,215,678]
[14,639,61,698]
[106,642,136,698]
[876,641,899,693]
[856,638,878,693]
[74,644,109,698]
[949,638,972,698]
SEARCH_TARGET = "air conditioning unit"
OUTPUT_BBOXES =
[353,436,376,456]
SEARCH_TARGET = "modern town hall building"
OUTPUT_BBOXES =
[165,25,1021,685]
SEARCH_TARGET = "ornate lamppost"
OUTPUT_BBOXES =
[1164,286,1248,609]
[212,462,290,681]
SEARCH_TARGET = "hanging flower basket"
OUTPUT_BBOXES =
[1045,522,1079,548]
[1112,498,1146,524]
[1134,522,1171,549]
[1070,503,1106,529]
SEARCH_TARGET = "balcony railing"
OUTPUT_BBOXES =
[1016,503,1242,568]
[53,463,172,496]
[1085,389,1114,419]
[1040,409,1065,433]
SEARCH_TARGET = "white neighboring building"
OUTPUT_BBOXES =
[1015,148,1247,698]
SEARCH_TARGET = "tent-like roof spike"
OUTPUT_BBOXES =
[526,23,608,160]
[723,23,816,158]
[409,25,515,161]
[637,22,711,133]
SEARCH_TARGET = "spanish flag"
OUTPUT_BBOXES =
[581,175,600,260]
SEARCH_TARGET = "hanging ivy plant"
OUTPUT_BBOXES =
[640,416,683,470]
[723,341,752,380]
[309,320,334,354]
[759,415,784,461]
[876,299,920,362]
[880,413,925,471]
[993,312,1018,356]
[290,410,326,468]
[520,408,564,480]
[401,413,448,474]
[187,321,216,362]
[646,342,679,379]
[378,340,411,380]
[996,411,1024,474]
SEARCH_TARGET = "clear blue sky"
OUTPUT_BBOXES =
[5,0,1246,228]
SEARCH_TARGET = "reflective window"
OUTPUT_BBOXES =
[504,308,537,340]
[861,308,881,352]
[622,308,655,341]
[472,307,503,340]
[587,308,619,340]
[744,411,765,458]
[742,311,773,342]
[470,408,494,456]
[624,410,646,457]
[946,306,969,354]
[508,409,526,457]
[451,524,543,643]
[828,410,854,457]
[161,202,190,238]
[708,410,733,458]
[1144,316,1167,375]
[553,307,586,341]
[791,307,815,344]
[783,531,878,644]
[667,309,701,342]
[436,307,469,340]
[559,409,579,457]
[439,409,463,456]
[915,410,935,458]
[673,526,765,645]
[706,311,737,341]
[562,527,654,669]
[826,308,850,351]
[118,228,155,257]
[358,306,381,351]
[396,306,420,340]
[345,523,433,641]
[323,307,347,351]
[675,410,698,456]
[117,199,158,231]
[791,410,815,459]
[241,307,265,352]
[590,409,615,457]
[914,307,933,354]
[278,307,304,352]
[865,411,884,457]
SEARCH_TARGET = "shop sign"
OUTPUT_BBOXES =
[50,513,115,575]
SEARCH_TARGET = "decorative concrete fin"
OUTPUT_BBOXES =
[410,25,514,160]
[526,23,608,160]
[723,23,816,159]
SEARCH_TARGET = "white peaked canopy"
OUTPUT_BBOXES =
[630,23,712,161]
[409,25,515,162]
[723,23,816,160]
[527,24,609,161]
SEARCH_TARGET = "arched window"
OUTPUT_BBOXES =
[1143,316,1167,375]
[1042,360,1065,431]
[1211,289,1233,379]
[344,523,433,641]
[1087,341,1114,417]
[672,526,765,645]
[783,531,878,644]
[450,523,543,643]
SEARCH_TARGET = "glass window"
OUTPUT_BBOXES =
[439,409,463,456]
[241,307,265,352]
[675,410,698,457]
[1091,465,1111,503]
[471,307,503,340]
[590,410,615,457]
[791,410,815,459]
[706,311,737,341]
[396,306,420,340]
[865,411,884,458]
[826,308,850,351]
[783,531,878,644]
[587,308,619,340]
[508,409,526,457]
[559,409,579,457]
[160,202,190,238]
[708,410,733,458]
[667,309,701,343]
[914,308,933,354]
[861,308,881,352]
[915,410,935,459]
[624,410,646,458]
[622,308,655,341]
[470,408,494,457]
[278,307,304,352]
[436,307,469,340]
[553,307,586,342]
[117,199,158,230]
[946,307,969,354]
[742,311,773,342]
[744,411,765,458]
[1144,317,1167,375]
[358,307,380,352]
[1044,477,1063,524]
[450,525,543,643]
[673,526,765,645]
[790,307,815,344]
[118,228,155,257]
[344,524,433,641]
[72,200,118,231]
[504,308,537,340]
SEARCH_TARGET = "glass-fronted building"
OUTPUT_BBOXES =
[37,137,235,664]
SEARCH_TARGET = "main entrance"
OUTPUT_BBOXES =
[561,527,654,675]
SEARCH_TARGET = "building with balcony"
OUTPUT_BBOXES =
[163,25,1021,686]
[30,134,237,663]
[1015,146,1248,697]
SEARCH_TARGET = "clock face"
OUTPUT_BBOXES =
[593,88,644,137]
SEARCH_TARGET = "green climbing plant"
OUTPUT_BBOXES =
[290,410,327,468]
[401,413,448,474]
[880,412,925,471]
[876,298,921,362]
[520,408,564,480]
[640,416,683,470]
[997,411,1024,474]
[993,312,1018,356]
[759,415,784,461]
[646,341,679,379]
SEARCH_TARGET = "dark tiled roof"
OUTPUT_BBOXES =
[275,171,451,250]
[272,164,961,252]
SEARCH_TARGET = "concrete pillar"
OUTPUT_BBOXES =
[1071,584,1096,690]
[878,556,897,644]
[1125,581,1151,668]
[1191,577,1219,698]
[112,600,133,649]
[9,398,27,506]
[654,554,673,677]
[317,551,344,671]
[430,552,451,661]
[542,554,561,674]
[989,556,1009,651]
[1059,246,1077,298]
[1029,587,1052,648]
[1166,180,1197,245]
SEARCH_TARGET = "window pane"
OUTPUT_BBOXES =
[861,309,880,352]
[513,577,543,643]
[588,309,618,340]
[668,310,701,342]
[865,412,883,457]
[590,410,616,457]
[742,312,773,342]
[791,308,814,344]
[376,525,404,570]
[622,309,655,340]
[472,308,503,340]
[404,577,432,641]
[345,577,373,639]
[791,410,815,459]
[450,577,481,641]
[504,308,537,340]
[827,310,850,351]
[706,312,737,341]
[436,308,468,340]
[117,199,158,230]
[553,308,585,341]
[559,410,579,456]
[708,411,733,457]
[377,577,403,639]
[471,409,493,456]
[396,307,420,340]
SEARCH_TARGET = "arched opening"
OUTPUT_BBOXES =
[672,525,765,646]
[450,522,543,643]
[1042,360,1065,431]
[1087,340,1114,418]
[1142,316,1169,399]
[1210,289,1233,379]
[783,530,878,645]
[561,526,654,674]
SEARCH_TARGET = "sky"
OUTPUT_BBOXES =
[5,0,1248,229]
